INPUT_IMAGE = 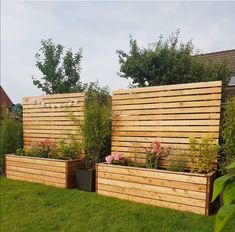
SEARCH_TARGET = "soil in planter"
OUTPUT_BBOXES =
[76,169,96,192]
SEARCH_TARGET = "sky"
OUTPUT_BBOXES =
[1,1,235,103]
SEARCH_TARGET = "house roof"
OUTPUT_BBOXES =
[0,85,13,106]
[199,49,235,74]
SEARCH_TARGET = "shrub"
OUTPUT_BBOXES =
[165,146,188,172]
[0,108,23,168]
[189,136,219,173]
[56,136,83,160]
[82,92,111,169]
[222,97,235,164]
[16,137,82,160]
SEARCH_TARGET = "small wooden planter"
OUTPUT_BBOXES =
[5,154,83,188]
[96,163,217,215]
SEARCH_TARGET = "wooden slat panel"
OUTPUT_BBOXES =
[111,81,222,166]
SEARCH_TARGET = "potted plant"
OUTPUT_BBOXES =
[76,88,111,192]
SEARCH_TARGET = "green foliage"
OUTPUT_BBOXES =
[166,146,188,172]
[9,104,23,119]
[222,97,235,163]
[16,137,82,160]
[117,30,230,88]
[82,91,111,169]
[0,108,23,168]
[56,136,82,160]
[212,162,235,232]
[189,136,219,173]
[33,38,83,94]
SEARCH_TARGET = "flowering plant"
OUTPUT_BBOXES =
[105,152,129,166]
[145,140,162,169]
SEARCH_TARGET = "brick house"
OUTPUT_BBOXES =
[0,85,13,108]
[200,49,235,96]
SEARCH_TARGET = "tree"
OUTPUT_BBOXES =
[116,30,230,88]
[32,39,83,94]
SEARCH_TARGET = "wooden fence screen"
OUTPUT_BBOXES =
[112,81,222,167]
[23,93,85,148]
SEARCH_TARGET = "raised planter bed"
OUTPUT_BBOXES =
[96,163,217,215]
[5,154,83,188]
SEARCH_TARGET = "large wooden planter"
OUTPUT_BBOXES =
[96,163,217,215]
[5,154,83,188]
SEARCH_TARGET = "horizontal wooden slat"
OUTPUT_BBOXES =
[23,116,84,121]
[23,112,83,117]
[113,81,221,94]
[6,170,66,184]
[6,160,66,172]
[112,100,220,111]
[7,166,66,178]
[112,131,219,138]
[113,87,221,100]
[6,174,66,188]
[5,155,66,167]
[113,107,221,116]
[97,171,206,192]
[23,92,85,100]
[97,189,205,214]
[112,93,221,105]
[112,125,219,132]
[113,120,219,126]
[97,178,205,199]
[97,164,207,184]
[98,183,205,207]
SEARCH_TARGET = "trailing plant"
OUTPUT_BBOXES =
[211,162,235,232]
[189,136,219,173]
[145,140,162,169]
[222,97,235,165]
[166,146,188,172]
[0,107,23,169]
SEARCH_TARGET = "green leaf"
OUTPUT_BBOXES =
[214,205,235,232]
[211,173,235,202]
[226,162,235,170]
[222,180,235,205]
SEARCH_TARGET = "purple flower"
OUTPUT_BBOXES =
[105,155,113,164]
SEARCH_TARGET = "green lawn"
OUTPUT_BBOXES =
[1,178,234,232]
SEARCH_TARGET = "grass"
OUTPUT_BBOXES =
[1,178,234,232]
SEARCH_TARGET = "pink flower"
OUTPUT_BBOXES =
[151,140,161,153]
[113,152,123,160]
[105,155,113,164]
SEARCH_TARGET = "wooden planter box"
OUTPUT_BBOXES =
[5,154,83,188]
[96,163,217,215]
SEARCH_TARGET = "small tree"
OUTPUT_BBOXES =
[117,30,230,87]
[33,39,83,94]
